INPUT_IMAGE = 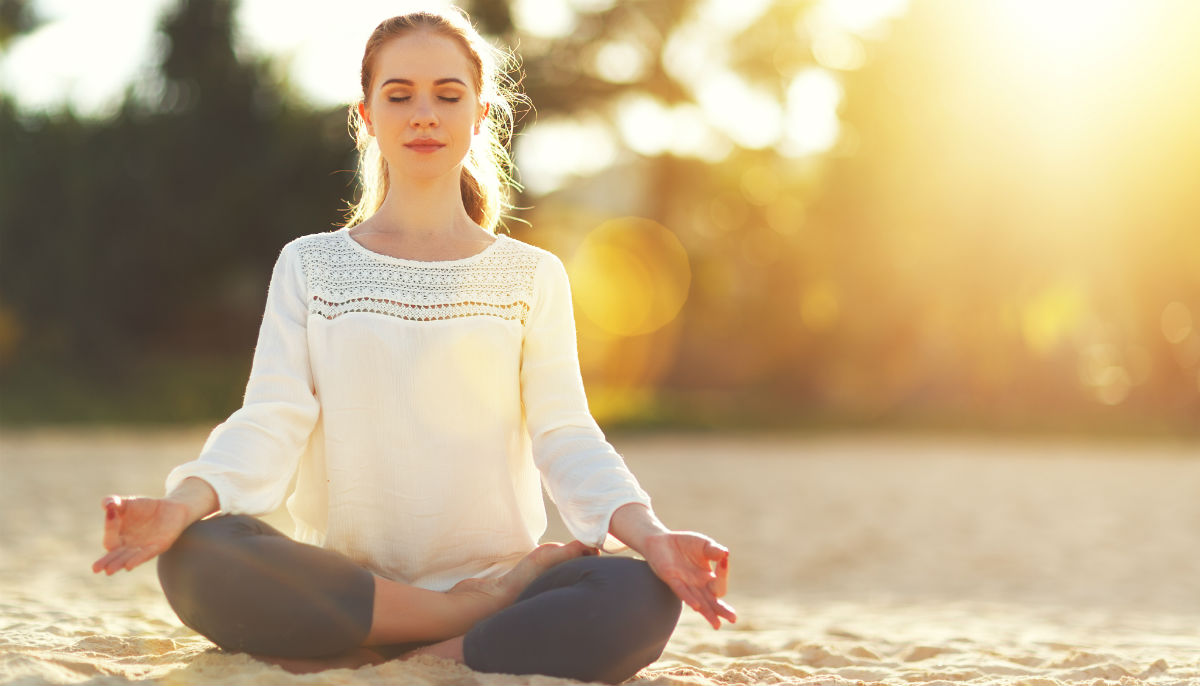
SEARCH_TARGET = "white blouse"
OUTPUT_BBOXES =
[165,229,652,591]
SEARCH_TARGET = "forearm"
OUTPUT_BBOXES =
[608,502,670,554]
[165,476,220,526]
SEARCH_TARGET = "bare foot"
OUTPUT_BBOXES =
[499,541,594,598]
[448,541,593,612]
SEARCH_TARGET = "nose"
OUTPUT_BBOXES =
[410,95,438,129]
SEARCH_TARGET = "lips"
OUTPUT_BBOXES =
[405,139,445,152]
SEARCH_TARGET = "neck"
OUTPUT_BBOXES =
[370,167,482,238]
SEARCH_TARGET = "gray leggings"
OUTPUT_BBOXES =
[157,515,682,683]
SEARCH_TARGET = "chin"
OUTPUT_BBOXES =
[388,163,465,184]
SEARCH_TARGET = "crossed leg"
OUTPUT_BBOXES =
[158,515,681,684]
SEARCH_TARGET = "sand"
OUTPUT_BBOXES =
[2,429,1199,685]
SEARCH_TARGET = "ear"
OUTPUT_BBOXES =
[358,101,375,137]
[474,102,490,135]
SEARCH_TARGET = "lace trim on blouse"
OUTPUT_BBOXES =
[295,232,540,325]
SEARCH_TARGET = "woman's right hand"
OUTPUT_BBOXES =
[92,495,191,575]
[93,477,219,575]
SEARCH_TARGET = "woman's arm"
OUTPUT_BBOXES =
[519,252,735,628]
[521,254,653,549]
[95,240,319,573]
[162,240,320,515]
[608,502,736,630]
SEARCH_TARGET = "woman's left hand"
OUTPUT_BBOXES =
[641,531,736,629]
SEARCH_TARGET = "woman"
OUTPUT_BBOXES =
[92,8,735,683]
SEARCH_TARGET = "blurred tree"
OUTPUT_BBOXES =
[0,0,351,421]
[0,0,41,51]
[2,0,1196,432]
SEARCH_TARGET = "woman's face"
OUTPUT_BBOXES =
[359,30,488,182]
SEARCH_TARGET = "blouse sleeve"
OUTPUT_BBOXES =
[164,241,320,515]
[521,252,653,551]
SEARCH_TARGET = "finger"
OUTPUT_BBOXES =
[666,577,707,614]
[104,547,141,575]
[674,580,721,630]
[715,598,738,624]
[124,546,160,571]
[102,498,123,550]
[694,588,725,629]
[711,555,729,597]
[704,541,730,561]
[93,549,124,574]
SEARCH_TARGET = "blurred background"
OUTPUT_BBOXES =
[1,0,1198,436]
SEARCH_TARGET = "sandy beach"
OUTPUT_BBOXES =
[2,429,1199,685]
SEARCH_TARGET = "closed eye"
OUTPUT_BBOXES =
[387,96,462,103]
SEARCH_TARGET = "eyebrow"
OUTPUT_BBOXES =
[380,78,468,88]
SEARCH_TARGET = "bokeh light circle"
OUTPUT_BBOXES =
[568,218,691,337]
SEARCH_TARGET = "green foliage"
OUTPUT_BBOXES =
[0,0,352,421]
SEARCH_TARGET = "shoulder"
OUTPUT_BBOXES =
[494,232,554,259]
[493,233,567,279]
[280,229,344,257]
[273,230,351,281]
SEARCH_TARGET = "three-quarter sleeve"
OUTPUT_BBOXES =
[165,241,320,515]
[520,252,652,550]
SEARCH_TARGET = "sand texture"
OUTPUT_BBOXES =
[2,429,1199,685]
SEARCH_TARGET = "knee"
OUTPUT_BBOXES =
[159,515,253,579]
[156,515,260,636]
[586,557,682,682]
[609,558,683,644]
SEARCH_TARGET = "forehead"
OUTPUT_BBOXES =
[372,30,476,88]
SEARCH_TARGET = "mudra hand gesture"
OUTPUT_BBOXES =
[93,478,218,576]
[642,531,734,630]
[609,503,735,630]
[92,496,187,574]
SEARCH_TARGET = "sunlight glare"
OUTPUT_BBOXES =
[615,95,673,156]
[808,0,910,37]
[811,31,868,71]
[696,70,783,150]
[513,117,618,195]
[568,219,691,337]
[662,19,730,91]
[781,68,842,157]
[615,95,730,161]
[0,0,163,116]
[1021,283,1086,356]
[512,0,578,38]
[696,0,774,34]
[667,104,732,162]
[993,0,1131,71]
[592,40,651,84]
[570,0,616,11]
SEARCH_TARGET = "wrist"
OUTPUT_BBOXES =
[165,477,219,524]
[608,502,669,553]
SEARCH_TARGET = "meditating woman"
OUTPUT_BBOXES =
[93,8,735,683]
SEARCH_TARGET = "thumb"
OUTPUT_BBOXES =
[102,497,124,549]
[705,541,729,560]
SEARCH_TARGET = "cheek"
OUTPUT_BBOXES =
[371,109,409,136]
